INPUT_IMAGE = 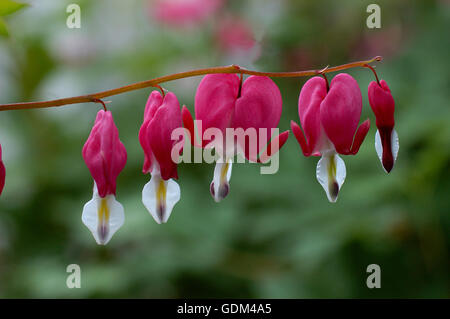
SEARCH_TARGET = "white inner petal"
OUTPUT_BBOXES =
[316,153,346,203]
[211,158,232,202]
[375,129,383,167]
[142,173,181,224]
[391,128,399,162]
[82,184,125,245]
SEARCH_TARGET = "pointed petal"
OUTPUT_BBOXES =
[290,120,312,156]
[182,105,200,147]
[349,119,370,155]
[210,158,232,202]
[258,130,289,163]
[316,153,346,203]
[321,73,362,155]
[142,173,181,224]
[375,128,399,173]
[82,185,124,245]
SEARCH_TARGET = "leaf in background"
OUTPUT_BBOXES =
[19,40,55,99]
[0,17,8,36]
[0,0,28,16]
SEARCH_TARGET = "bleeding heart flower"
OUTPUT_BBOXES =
[183,74,289,202]
[139,91,183,224]
[368,80,399,173]
[82,110,127,245]
[291,73,370,202]
[0,144,5,196]
[215,16,260,60]
[151,0,224,27]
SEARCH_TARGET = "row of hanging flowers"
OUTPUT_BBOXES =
[0,61,398,245]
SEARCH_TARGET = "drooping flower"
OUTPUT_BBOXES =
[139,91,184,224]
[151,0,224,27]
[82,110,127,245]
[368,80,398,173]
[0,144,5,196]
[291,73,370,202]
[183,74,289,202]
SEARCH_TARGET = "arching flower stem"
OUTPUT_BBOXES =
[0,56,382,111]
[364,63,381,86]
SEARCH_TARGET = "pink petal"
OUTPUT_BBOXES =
[368,80,395,127]
[139,91,164,174]
[233,76,283,161]
[147,92,183,180]
[195,73,240,147]
[83,110,127,197]
[290,120,311,156]
[182,105,200,147]
[258,130,290,163]
[350,119,370,155]
[320,73,362,155]
[298,76,328,155]
[144,91,164,121]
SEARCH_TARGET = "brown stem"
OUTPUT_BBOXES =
[319,73,330,92]
[364,63,381,86]
[92,98,108,111]
[0,56,382,111]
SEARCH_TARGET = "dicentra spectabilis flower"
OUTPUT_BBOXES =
[368,79,398,173]
[183,74,289,202]
[291,73,370,202]
[139,91,183,224]
[82,110,127,245]
[215,16,260,62]
[0,144,5,196]
[151,0,224,27]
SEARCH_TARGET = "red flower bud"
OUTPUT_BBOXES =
[82,110,127,197]
[0,144,5,196]
[81,110,127,245]
[368,80,399,173]
[139,91,183,224]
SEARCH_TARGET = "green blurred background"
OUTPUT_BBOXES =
[0,0,448,298]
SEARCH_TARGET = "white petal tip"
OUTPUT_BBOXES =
[82,190,124,245]
[327,181,340,203]
[210,181,229,203]
[142,174,180,224]
[211,160,232,202]
[316,153,346,203]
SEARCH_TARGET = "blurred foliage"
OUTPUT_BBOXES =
[0,0,448,298]
[0,0,28,36]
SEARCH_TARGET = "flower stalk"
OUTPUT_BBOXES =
[0,56,382,111]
